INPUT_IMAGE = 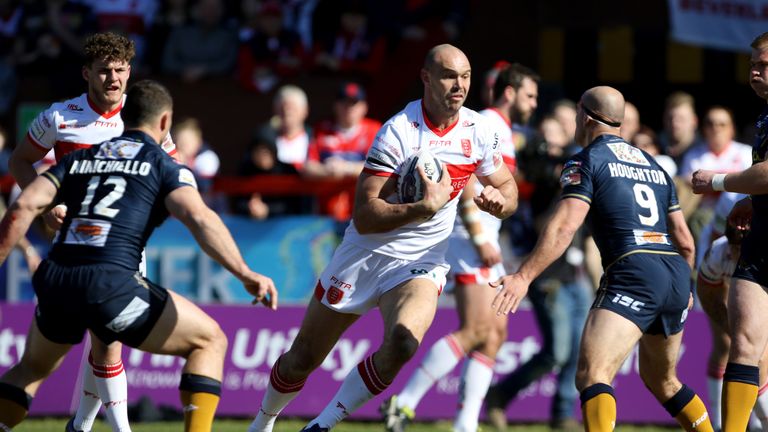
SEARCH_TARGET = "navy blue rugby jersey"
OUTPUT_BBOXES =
[750,107,768,238]
[559,134,680,268]
[41,130,197,269]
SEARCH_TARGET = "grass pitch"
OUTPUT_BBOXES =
[14,418,677,431]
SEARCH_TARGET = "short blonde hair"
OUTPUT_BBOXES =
[273,85,308,110]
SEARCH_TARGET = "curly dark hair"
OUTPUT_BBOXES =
[83,32,135,67]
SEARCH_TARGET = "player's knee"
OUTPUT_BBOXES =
[89,340,121,362]
[640,372,679,400]
[190,322,228,359]
[209,324,228,356]
[482,324,507,355]
[383,325,421,364]
[575,361,600,391]
[465,321,492,348]
[730,330,763,360]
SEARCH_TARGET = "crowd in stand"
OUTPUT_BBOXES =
[0,1,758,255]
[0,0,473,218]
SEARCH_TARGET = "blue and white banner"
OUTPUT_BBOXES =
[668,0,768,52]
[0,215,340,304]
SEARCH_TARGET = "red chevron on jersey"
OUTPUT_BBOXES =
[350,99,502,260]
[27,93,177,161]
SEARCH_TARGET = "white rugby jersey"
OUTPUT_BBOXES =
[276,130,311,168]
[679,141,752,177]
[696,191,745,266]
[27,93,177,161]
[344,100,503,260]
[451,107,516,242]
[698,235,737,285]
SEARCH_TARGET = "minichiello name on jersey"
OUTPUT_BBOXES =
[69,159,152,176]
[606,162,668,185]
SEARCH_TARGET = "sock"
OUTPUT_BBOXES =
[73,357,102,432]
[580,383,616,432]
[92,357,130,432]
[307,354,390,429]
[706,364,724,430]
[723,362,759,432]
[454,351,495,432]
[179,373,221,432]
[0,382,33,428]
[754,382,768,432]
[662,384,713,432]
[397,334,465,411]
[248,357,306,432]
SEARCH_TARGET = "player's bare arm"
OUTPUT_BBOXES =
[8,137,50,188]
[692,162,768,195]
[353,164,453,234]
[0,175,58,264]
[475,162,518,219]
[459,175,501,267]
[490,197,589,315]
[165,186,277,309]
[667,210,695,269]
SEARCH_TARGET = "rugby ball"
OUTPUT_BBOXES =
[397,149,444,203]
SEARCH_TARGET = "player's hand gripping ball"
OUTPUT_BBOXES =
[397,149,444,203]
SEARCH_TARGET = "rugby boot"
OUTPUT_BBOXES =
[380,395,415,432]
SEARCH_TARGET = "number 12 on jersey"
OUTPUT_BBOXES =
[78,176,126,218]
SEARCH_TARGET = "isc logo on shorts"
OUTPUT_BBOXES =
[612,294,645,311]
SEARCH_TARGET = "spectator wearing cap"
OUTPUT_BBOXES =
[304,81,381,220]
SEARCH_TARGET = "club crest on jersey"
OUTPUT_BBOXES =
[179,168,198,189]
[607,142,650,166]
[95,140,144,160]
[326,286,344,304]
[560,166,581,186]
[493,151,503,169]
[461,139,472,157]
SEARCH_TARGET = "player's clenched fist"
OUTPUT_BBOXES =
[474,185,506,218]
[691,169,717,194]
[242,271,278,310]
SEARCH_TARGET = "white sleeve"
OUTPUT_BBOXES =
[363,123,406,176]
[698,237,728,284]
[475,120,502,177]
[26,106,59,151]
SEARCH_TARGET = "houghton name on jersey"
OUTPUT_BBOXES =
[41,131,196,270]
[27,93,177,161]
[560,135,680,268]
[349,100,503,260]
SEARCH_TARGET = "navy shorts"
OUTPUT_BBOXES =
[732,234,768,288]
[593,252,691,336]
[33,260,169,346]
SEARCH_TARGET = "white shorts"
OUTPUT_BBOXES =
[314,242,449,315]
[444,234,505,294]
